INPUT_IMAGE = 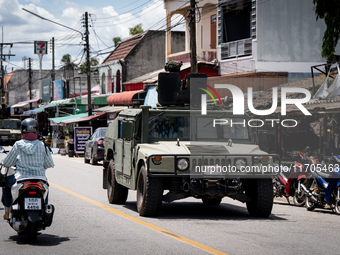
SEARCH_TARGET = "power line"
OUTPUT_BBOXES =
[93,0,154,20]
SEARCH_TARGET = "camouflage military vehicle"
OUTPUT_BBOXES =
[103,73,278,217]
[0,118,21,145]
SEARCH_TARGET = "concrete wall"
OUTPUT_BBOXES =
[171,31,186,54]
[257,0,325,63]
[125,31,185,81]
[6,69,93,105]
[218,0,340,77]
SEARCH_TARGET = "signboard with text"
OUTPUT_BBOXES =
[34,41,48,55]
[42,78,51,102]
[74,127,92,154]
[107,112,117,126]
[53,79,63,100]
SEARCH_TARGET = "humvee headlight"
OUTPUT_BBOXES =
[177,158,189,171]
[152,156,162,165]
[260,156,270,164]
[235,158,246,170]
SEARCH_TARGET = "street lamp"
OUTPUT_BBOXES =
[22,8,83,38]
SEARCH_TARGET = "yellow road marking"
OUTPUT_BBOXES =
[50,182,228,255]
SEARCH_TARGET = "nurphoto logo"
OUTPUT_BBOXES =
[198,84,312,128]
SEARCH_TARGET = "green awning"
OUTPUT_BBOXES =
[94,95,108,105]
[48,113,88,124]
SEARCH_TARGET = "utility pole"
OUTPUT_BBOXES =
[0,43,15,106]
[28,58,33,109]
[51,37,55,101]
[84,12,92,116]
[189,0,197,73]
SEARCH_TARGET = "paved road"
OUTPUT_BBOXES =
[1,151,339,255]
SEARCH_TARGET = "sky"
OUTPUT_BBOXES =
[0,0,183,72]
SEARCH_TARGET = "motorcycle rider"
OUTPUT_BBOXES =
[1,118,54,220]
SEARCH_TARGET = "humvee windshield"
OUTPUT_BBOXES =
[196,117,249,140]
[149,115,190,139]
[2,120,21,129]
[148,114,249,141]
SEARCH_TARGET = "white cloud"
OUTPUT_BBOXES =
[1,0,167,71]
[23,0,41,4]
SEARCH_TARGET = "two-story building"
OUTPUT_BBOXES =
[98,30,185,93]
[165,0,340,86]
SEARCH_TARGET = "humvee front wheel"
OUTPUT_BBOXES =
[136,166,163,217]
[245,179,273,217]
[107,160,128,204]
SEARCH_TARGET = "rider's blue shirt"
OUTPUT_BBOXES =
[2,139,54,177]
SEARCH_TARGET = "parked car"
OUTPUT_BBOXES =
[84,127,107,165]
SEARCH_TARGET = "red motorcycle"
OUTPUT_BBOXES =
[273,148,315,206]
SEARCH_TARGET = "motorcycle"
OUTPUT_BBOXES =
[0,146,55,242]
[273,149,315,206]
[301,155,340,215]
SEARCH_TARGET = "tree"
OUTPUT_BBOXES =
[313,0,340,60]
[113,36,122,47]
[61,54,76,69]
[76,57,99,74]
[61,54,77,78]
[129,23,143,36]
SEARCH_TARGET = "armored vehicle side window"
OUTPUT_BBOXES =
[120,121,135,140]
[149,116,190,139]
[196,117,249,140]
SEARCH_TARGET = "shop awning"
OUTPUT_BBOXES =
[11,98,41,108]
[60,112,107,125]
[50,98,75,106]
[94,106,128,113]
[48,113,88,124]
[23,103,57,115]
[107,89,146,105]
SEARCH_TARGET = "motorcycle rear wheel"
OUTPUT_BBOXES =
[25,221,38,243]
[292,182,305,207]
[305,196,317,211]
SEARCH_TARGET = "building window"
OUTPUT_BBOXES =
[116,70,121,93]
[218,0,255,59]
[101,73,106,94]
[222,1,251,43]
[108,68,112,93]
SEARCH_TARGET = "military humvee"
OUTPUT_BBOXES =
[0,119,21,145]
[103,73,278,217]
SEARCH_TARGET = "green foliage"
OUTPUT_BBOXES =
[61,54,76,70]
[313,0,340,60]
[129,23,143,36]
[113,36,122,47]
[76,57,99,74]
